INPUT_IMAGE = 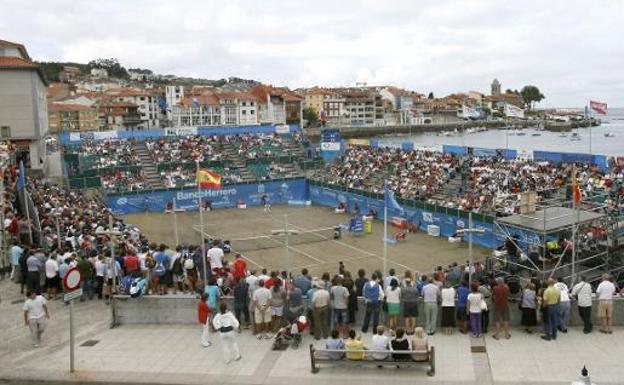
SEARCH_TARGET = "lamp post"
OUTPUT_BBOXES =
[458,212,486,284]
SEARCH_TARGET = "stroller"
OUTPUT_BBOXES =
[272,316,308,350]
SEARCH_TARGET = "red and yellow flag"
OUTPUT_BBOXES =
[196,168,221,189]
[572,168,581,206]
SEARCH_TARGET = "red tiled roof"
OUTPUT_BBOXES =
[0,56,38,69]
[49,103,93,112]
[101,101,138,108]
[0,39,32,61]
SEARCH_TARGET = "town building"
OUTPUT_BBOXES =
[90,68,108,79]
[250,85,302,126]
[109,87,163,128]
[0,39,49,170]
[165,85,184,121]
[58,65,80,83]
[98,101,141,130]
[48,103,98,133]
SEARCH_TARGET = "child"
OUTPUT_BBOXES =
[198,293,212,347]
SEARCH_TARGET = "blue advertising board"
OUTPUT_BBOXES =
[106,179,308,215]
[308,184,496,248]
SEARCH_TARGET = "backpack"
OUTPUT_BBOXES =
[154,261,166,277]
[184,257,195,270]
[172,257,184,275]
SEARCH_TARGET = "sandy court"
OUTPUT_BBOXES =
[122,204,490,277]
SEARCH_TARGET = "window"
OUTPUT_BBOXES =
[242,110,247,115]
[250,110,255,115]
[242,101,246,106]
[1,126,11,138]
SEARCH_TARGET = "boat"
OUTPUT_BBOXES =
[516,130,526,136]
[531,133,542,137]
[604,132,615,138]
[570,133,581,141]
[559,132,568,137]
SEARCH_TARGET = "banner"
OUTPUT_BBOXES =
[106,179,308,215]
[504,104,525,119]
[166,127,198,136]
[93,130,118,140]
[309,184,496,248]
[275,124,290,134]
[590,100,608,115]
[460,105,480,119]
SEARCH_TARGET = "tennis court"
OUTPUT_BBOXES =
[122,204,490,277]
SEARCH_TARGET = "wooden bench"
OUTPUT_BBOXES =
[309,344,435,376]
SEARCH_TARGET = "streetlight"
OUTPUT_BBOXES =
[457,212,486,284]
[97,215,122,292]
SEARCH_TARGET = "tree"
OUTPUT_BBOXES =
[88,58,128,79]
[428,92,434,99]
[302,107,319,126]
[520,85,545,110]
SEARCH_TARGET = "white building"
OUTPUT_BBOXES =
[111,88,162,129]
[0,39,48,170]
[90,68,108,79]
[170,91,259,127]
[165,85,184,121]
[128,70,154,82]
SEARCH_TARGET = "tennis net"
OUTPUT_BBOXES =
[227,226,341,252]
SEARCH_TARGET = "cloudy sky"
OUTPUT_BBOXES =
[2,0,623,107]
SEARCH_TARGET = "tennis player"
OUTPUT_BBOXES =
[261,194,271,214]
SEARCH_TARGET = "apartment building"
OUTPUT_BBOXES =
[110,87,163,128]
[48,103,98,133]
[0,39,48,170]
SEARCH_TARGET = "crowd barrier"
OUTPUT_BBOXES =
[58,124,301,145]
[111,294,624,327]
[105,178,308,215]
[307,180,496,249]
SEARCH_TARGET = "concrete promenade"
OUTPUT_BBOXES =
[1,280,623,385]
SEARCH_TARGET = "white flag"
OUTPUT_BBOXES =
[505,103,525,118]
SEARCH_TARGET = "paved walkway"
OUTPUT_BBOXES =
[1,278,622,384]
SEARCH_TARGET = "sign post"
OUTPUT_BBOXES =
[63,267,82,374]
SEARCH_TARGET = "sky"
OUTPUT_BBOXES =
[2,0,623,108]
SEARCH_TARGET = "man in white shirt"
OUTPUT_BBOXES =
[571,276,593,334]
[23,291,50,347]
[554,277,570,333]
[44,254,59,300]
[207,241,224,271]
[371,325,390,361]
[251,279,272,339]
[596,274,617,334]
[422,278,441,335]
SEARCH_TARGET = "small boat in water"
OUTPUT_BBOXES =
[516,130,526,136]
[531,133,542,137]
[570,133,581,141]
[559,132,568,137]
[604,132,615,138]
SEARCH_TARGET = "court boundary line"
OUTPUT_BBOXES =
[266,213,416,272]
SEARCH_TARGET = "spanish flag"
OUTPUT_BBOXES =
[196,168,221,189]
[572,168,581,207]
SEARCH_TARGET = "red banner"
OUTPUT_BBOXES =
[590,100,608,115]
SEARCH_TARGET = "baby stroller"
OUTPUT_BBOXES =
[272,316,308,350]
[129,277,147,298]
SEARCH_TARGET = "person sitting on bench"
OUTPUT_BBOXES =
[390,328,411,362]
[345,330,365,360]
[411,327,429,362]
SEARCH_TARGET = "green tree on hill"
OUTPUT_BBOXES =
[520,85,545,110]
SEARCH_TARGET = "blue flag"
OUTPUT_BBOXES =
[17,160,25,191]
[384,184,404,215]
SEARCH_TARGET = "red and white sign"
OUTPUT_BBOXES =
[63,267,82,291]
[590,100,608,115]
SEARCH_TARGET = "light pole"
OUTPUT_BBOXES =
[458,212,486,284]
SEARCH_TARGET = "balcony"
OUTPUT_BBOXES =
[123,114,142,125]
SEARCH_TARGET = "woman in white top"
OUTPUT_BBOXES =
[440,283,456,334]
[384,278,401,331]
[466,283,484,338]
[212,302,241,364]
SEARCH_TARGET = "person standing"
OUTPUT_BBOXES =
[492,277,511,340]
[252,279,272,339]
[233,278,250,329]
[312,282,330,340]
[571,276,593,334]
[440,282,456,335]
[270,278,286,332]
[198,293,212,347]
[467,282,483,338]
[456,281,470,334]
[212,302,241,364]
[94,255,106,300]
[23,291,50,347]
[422,278,440,335]
[554,277,570,333]
[541,278,561,341]
[232,254,247,283]
[44,254,59,300]
[520,283,537,334]
[361,273,383,333]
[385,278,402,332]
[9,241,23,281]
[26,251,41,293]
[76,255,93,301]
[595,274,616,334]
[401,278,419,334]
[331,276,349,336]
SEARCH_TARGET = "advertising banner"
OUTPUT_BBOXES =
[106,179,308,215]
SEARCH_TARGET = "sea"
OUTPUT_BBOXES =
[378,107,624,157]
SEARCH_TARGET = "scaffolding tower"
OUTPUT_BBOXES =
[491,191,621,287]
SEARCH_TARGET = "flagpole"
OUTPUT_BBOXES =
[383,181,388,276]
[587,103,592,163]
[173,199,179,247]
[197,161,207,286]
[23,184,33,245]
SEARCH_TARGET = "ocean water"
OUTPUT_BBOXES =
[378,107,624,157]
